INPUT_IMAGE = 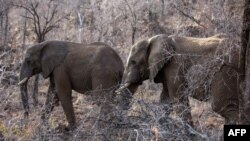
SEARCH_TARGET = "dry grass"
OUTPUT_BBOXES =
[0,81,225,141]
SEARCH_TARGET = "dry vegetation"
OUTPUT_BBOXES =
[0,0,244,140]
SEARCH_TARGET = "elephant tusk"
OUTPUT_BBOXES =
[115,83,130,94]
[18,77,28,85]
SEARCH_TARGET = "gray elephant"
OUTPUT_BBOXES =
[19,41,125,130]
[117,34,239,125]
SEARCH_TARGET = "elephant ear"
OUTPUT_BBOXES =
[148,35,175,81]
[41,41,68,78]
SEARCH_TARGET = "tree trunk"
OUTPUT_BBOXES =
[243,34,250,124]
[240,0,250,124]
[0,12,3,47]
[22,11,27,47]
[3,9,8,47]
[131,26,136,44]
[161,0,164,17]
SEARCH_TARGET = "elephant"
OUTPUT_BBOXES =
[19,40,126,130]
[116,34,240,125]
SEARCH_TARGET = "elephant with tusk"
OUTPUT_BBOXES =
[19,41,128,130]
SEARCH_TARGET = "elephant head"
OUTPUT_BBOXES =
[19,41,68,117]
[117,35,175,93]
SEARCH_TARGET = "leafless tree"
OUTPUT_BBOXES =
[22,10,28,46]
[146,1,165,36]
[123,0,137,44]
[0,0,12,49]
[170,1,206,29]
[15,0,70,43]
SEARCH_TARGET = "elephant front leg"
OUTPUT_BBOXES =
[91,71,117,129]
[170,90,193,126]
[178,96,193,126]
[160,88,170,103]
[160,88,174,118]
[54,70,76,131]
[165,72,193,126]
[41,79,59,125]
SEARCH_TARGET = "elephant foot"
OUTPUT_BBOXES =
[55,123,76,132]
[32,102,38,107]
[65,123,77,131]
[32,94,39,107]
[225,119,239,125]
[186,118,194,127]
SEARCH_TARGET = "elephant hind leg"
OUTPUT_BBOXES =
[212,102,239,124]
[211,66,239,124]
[91,69,117,128]
[91,68,117,104]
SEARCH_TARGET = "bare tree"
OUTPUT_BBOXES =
[22,10,28,47]
[0,0,12,49]
[124,0,137,44]
[240,0,250,124]
[15,0,70,43]
[170,1,206,29]
[15,0,70,105]
[146,2,165,36]
[91,1,108,42]
[160,0,164,17]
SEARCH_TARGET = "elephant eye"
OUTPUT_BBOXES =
[131,60,136,65]
[26,60,31,64]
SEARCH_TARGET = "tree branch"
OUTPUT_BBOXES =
[171,4,206,29]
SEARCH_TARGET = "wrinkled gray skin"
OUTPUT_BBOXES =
[117,34,239,125]
[19,41,126,130]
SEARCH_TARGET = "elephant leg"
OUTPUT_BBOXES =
[211,67,239,124]
[178,96,193,126]
[160,86,171,103]
[158,88,176,124]
[32,75,39,106]
[91,70,116,128]
[160,88,173,116]
[41,78,59,124]
[164,64,193,125]
[53,69,75,130]
[169,87,192,125]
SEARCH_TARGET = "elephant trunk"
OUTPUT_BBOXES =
[116,83,139,110]
[115,83,130,94]
[116,82,139,94]
[19,64,32,118]
[116,69,140,94]
[116,68,131,93]
[20,80,29,118]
